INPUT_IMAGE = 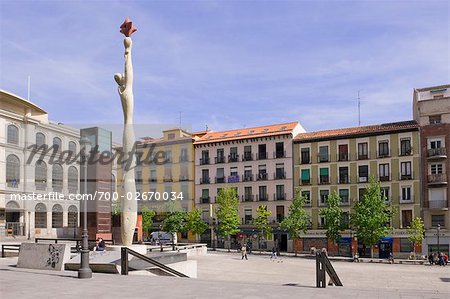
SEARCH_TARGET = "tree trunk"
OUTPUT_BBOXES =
[413,242,416,260]
[227,235,231,252]
[370,245,374,259]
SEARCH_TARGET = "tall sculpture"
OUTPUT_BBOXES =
[115,18,138,246]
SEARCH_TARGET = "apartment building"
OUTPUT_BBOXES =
[294,121,420,258]
[413,84,450,254]
[193,122,304,251]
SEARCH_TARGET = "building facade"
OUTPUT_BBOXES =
[0,90,80,239]
[413,84,450,254]
[294,121,421,258]
[194,122,304,251]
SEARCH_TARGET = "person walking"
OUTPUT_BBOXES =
[241,243,248,260]
[270,246,277,260]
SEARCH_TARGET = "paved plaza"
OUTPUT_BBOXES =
[1,251,449,298]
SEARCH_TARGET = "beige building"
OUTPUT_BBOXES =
[294,121,420,258]
[413,84,450,254]
[193,122,305,251]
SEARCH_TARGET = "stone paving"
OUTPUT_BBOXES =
[0,251,449,298]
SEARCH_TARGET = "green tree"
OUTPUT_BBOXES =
[351,176,395,258]
[281,187,310,256]
[162,211,186,250]
[140,205,155,240]
[254,205,272,253]
[320,190,344,245]
[186,208,208,241]
[215,187,240,252]
[407,217,424,260]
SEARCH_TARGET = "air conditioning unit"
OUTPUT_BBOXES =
[359,177,367,183]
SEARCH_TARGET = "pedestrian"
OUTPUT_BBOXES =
[241,243,248,260]
[353,252,360,263]
[428,251,434,265]
[438,252,445,266]
[388,252,394,264]
[270,246,277,260]
[443,253,448,265]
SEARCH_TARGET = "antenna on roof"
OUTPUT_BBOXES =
[27,76,31,101]
[357,90,361,126]
[205,124,208,131]
[178,111,182,129]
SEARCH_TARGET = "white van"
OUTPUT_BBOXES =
[150,231,176,244]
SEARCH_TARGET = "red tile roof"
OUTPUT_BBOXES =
[194,122,299,144]
[294,120,418,142]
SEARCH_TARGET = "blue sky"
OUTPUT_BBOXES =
[1,0,449,135]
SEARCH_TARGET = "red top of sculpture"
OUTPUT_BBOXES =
[120,18,137,37]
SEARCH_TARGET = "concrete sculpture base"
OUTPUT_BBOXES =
[17,243,71,271]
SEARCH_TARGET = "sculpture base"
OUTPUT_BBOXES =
[106,244,147,255]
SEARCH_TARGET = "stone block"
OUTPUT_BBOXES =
[17,243,71,271]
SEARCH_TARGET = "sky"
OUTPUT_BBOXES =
[0,0,449,137]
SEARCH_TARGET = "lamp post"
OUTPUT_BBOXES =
[78,136,92,279]
[437,224,441,254]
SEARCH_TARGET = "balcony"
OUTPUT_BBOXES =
[317,155,330,163]
[301,157,311,164]
[428,199,448,210]
[379,174,390,182]
[257,173,268,181]
[338,153,349,162]
[257,152,268,160]
[242,174,253,182]
[200,177,210,184]
[400,172,413,180]
[377,151,391,159]
[242,194,254,202]
[399,195,414,204]
[227,175,240,183]
[242,153,253,161]
[163,176,173,182]
[274,171,286,180]
[274,193,286,201]
[300,178,311,186]
[215,177,225,184]
[399,148,412,156]
[200,196,210,204]
[257,194,268,201]
[215,156,225,164]
[357,153,369,160]
[319,176,330,185]
[179,175,189,181]
[274,150,286,159]
[200,157,210,165]
[228,155,239,163]
[339,176,349,184]
[427,173,448,187]
[427,148,447,160]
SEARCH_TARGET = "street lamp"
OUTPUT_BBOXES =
[78,136,92,279]
[437,224,441,254]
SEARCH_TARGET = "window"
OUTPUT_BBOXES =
[52,164,63,192]
[301,169,310,185]
[429,115,441,124]
[339,189,349,204]
[431,215,445,227]
[258,164,267,180]
[301,148,310,164]
[358,142,368,159]
[53,137,62,151]
[339,167,349,184]
[400,139,411,156]
[258,186,267,201]
[401,186,412,202]
[319,190,329,205]
[52,204,63,228]
[276,185,285,200]
[275,142,284,158]
[401,210,412,228]
[400,238,414,253]
[7,125,19,144]
[180,166,189,181]
[35,160,47,191]
[379,163,390,181]
[430,164,443,174]
[216,168,224,183]
[381,187,390,201]
[243,146,252,161]
[258,144,267,160]
[201,150,209,164]
[150,169,157,182]
[68,205,78,228]
[35,203,47,228]
[276,206,284,222]
[6,154,20,187]
[66,142,76,155]
[341,212,350,229]
[430,140,442,149]
[201,169,210,184]
[244,209,252,224]
[359,188,366,201]
[244,186,252,201]
[319,167,329,184]
[68,166,78,194]
[302,191,311,205]
[229,147,238,162]
[230,167,238,176]
[319,215,326,228]
[318,146,329,162]
[400,162,412,179]
[338,144,348,161]
[36,133,46,147]
[275,163,285,179]
[165,150,172,163]
[378,141,389,157]
[180,148,188,162]
[136,170,143,183]
[358,165,368,182]
[216,148,224,163]
[168,133,175,140]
